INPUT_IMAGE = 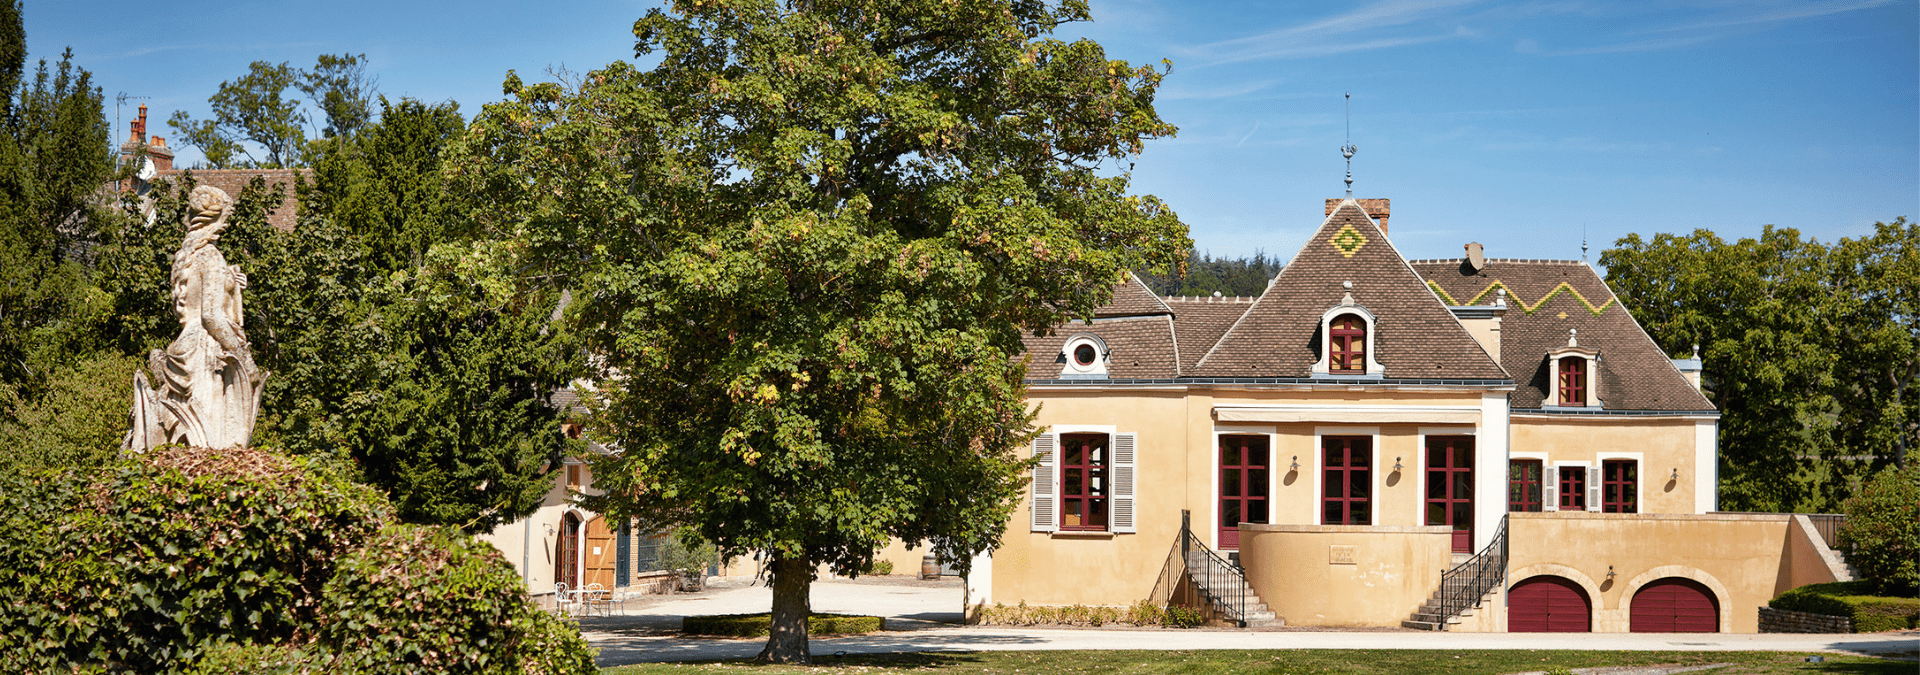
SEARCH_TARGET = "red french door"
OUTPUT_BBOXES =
[1218,435,1270,549]
[1425,436,1474,553]
[1322,436,1372,525]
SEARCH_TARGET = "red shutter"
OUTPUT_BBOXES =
[1630,578,1718,633]
[1509,576,1592,632]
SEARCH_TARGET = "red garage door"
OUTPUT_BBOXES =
[1509,576,1591,632]
[1631,578,1718,633]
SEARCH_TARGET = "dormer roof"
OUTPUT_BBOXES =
[1188,199,1506,380]
[1410,258,1715,412]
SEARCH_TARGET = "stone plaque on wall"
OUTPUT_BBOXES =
[1329,545,1357,565]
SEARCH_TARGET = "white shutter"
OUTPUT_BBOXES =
[1587,464,1603,512]
[1111,433,1137,533]
[1543,465,1559,512]
[1030,433,1057,532]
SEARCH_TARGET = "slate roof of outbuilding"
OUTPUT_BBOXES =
[1021,314,1182,379]
[1189,200,1507,379]
[1095,272,1176,318]
[1165,297,1255,373]
[1410,258,1716,412]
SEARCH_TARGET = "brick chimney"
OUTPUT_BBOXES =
[147,134,173,172]
[1326,198,1390,235]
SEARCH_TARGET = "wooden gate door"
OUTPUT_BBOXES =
[1631,578,1718,633]
[1425,435,1474,552]
[1509,576,1591,632]
[1218,435,1270,549]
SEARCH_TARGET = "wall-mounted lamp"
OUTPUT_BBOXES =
[1606,565,1616,579]
[1290,455,1300,471]
[1393,457,1403,471]
[1670,468,1680,481]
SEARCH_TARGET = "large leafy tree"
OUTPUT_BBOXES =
[1602,221,1916,512]
[168,54,382,169]
[452,0,1187,662]
[0,0,123,472]
[213,99,578,532]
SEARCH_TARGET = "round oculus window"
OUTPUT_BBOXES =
[1072,343,1098,367]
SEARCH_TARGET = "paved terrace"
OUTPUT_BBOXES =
[574,576,1919,667]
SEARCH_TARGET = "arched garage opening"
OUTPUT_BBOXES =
[1509,575,1591,632]
[1631,577,1719,633]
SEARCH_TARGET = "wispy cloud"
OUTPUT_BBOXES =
[1517,0,1894,56]
[100,41,327,60]
[1236,121,1262,148]
[1634,0,1892,34]
[1183,0,1483,65]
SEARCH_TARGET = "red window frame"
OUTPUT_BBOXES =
[1509,460,1543,512]
[1218,435,1270,549]
[1559,466,1587,510]
[1559,357,1587,406]
[1058,433,1109,531]
[1425,435,1475,552]
[1322,435,1372,525]
[1603,460,1638,513]
[1330,314,1367,374]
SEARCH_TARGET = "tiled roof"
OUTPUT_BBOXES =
[1095,272,1176,317]
[1190,200,1507,379]
[1021,315,1181,379]
[159,169,309,231]
[1410,258,1715,412]
[1165,296,1255,373]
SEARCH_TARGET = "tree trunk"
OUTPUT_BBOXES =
[756,553,811,664]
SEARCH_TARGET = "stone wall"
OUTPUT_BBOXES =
[1758,606,1851,633]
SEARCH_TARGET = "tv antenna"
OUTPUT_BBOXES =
[1342,93,1357,197]
[115,92,148,146]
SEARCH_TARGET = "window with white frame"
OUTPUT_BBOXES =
[1058,334,1110,379]
[1029,428,1136,533]
[1311,302,1384,377]
[1547,331,1600,408]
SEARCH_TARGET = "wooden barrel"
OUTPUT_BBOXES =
[920,554,940,580]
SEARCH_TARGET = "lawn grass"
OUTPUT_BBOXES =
[601,649,1910,675]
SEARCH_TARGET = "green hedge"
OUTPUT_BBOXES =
[0,446,596,673]
[682,613,884,637]
[1770,580,1920,632]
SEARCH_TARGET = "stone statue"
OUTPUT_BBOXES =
[125,185,267,451]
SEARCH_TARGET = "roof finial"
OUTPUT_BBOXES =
[1342,93,1357,197]
[1582,224,1589,262]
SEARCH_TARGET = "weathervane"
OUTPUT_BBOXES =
[1342,93,1357,197]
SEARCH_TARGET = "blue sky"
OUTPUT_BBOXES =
[27,1,1918,262]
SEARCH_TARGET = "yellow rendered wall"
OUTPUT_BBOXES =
[1239,524,1450,627]
[1508,512,1793,633]
[1510,417,1701,514]
[993,386,1488,609]
[990,388,1206,607]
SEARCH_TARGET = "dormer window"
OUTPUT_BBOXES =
[1059,334,1110,379]
[1558,357,1587,406]
[1310,289,1384,378]
[1547,329,1600,408]
[1330,314,1367,374]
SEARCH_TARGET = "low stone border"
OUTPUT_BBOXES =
[1758,606,1851,633]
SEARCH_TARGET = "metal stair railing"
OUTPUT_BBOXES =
[1437,515,1507,623]
[1153,510,1249,626]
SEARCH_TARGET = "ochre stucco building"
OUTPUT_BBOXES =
[966,198,1851,633]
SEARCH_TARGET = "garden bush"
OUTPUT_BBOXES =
[973,600,1200,628]
[0,446,597,674]
[682,612,885,637]
[319,524,596,674]
[1836,464,1919,596]
[1770,580,1920,632]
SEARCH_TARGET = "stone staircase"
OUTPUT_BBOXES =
[1402,554,1485,630]
[1185,550,1281,627]
[1403,518,1509,631]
